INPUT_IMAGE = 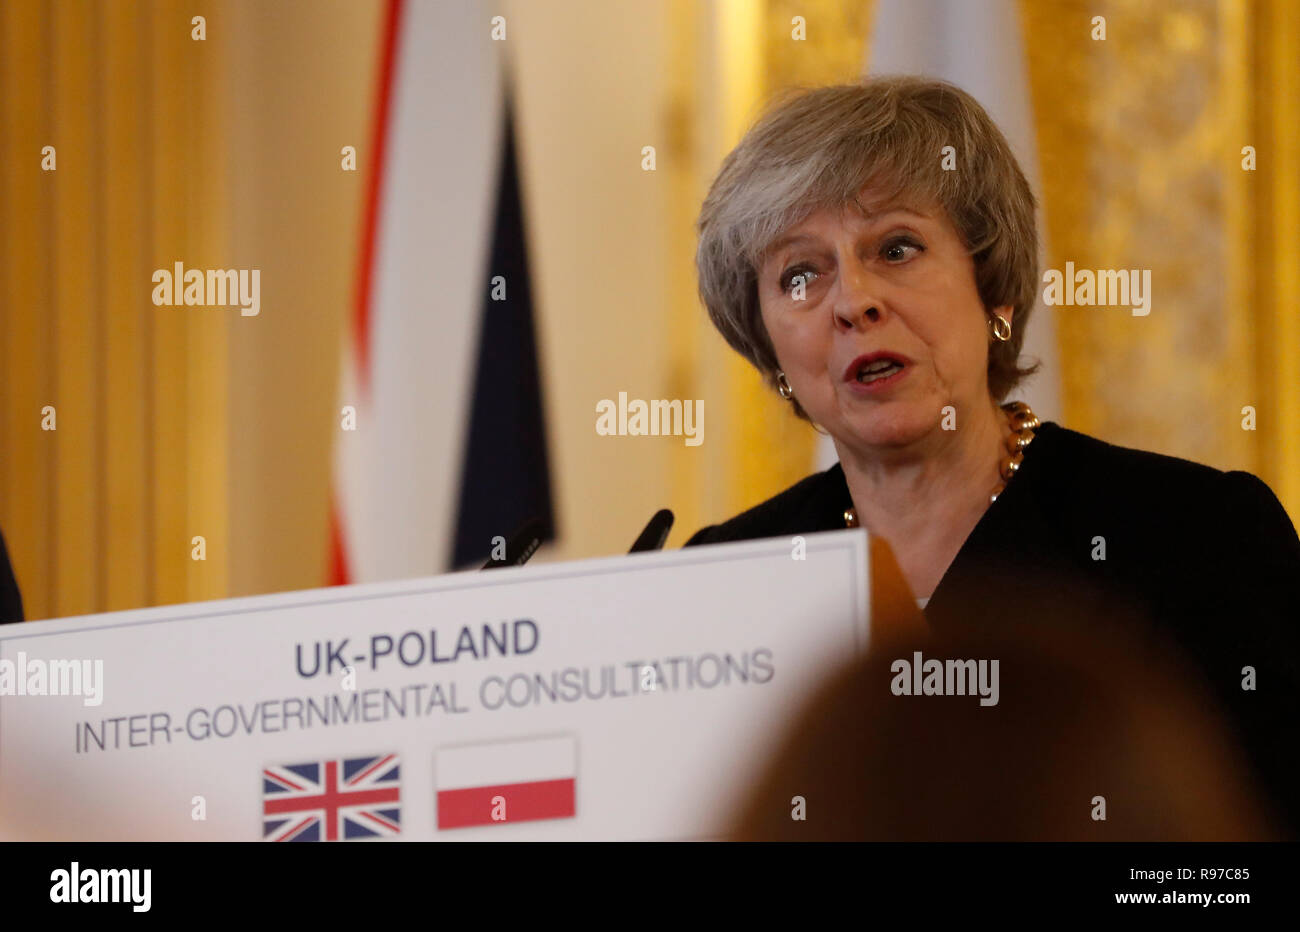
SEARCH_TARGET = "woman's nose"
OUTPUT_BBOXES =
[833,257,884,330]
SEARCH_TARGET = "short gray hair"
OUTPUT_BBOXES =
[695,75,1039,417]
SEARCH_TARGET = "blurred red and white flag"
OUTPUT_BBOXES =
[330,0,553,583]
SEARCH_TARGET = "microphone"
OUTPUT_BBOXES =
[481,516,547,570]
[628,508,674,553]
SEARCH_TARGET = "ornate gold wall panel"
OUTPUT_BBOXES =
[1024,0,1298,521]
[764,0,873,89]
[1252,0,1300,520]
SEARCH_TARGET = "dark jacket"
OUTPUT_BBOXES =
[0,527,22,624]
[685,421,1300,836]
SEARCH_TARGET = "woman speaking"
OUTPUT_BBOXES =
[685,76,1300,835]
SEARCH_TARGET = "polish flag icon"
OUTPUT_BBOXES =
[436,736,576,830]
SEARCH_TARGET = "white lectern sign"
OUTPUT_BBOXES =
[0,530,869,840]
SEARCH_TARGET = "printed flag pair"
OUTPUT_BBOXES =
[261,736,576,841]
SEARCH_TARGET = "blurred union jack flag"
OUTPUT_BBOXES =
[262,754,401,842]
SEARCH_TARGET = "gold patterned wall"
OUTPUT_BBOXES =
[1253,0,1300,521]
[1023,0,1298,519]
[763,0,873,88]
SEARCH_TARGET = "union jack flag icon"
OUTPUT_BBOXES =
[262,754,401,842]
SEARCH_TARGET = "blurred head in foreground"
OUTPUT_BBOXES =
[729,616,1278,841]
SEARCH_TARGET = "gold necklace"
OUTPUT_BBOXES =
[843,401,1039,528]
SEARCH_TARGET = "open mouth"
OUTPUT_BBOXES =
[844,352,910,387]
[855,358,905,384]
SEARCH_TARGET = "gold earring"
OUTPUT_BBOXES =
[776,371,794,400]
[989,315,1012,342]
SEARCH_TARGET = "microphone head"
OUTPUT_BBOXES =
[629,508,674,553]
[481,516,548,570]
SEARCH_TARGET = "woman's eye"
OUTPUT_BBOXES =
[882,238,923,262]
[781,267,818,293]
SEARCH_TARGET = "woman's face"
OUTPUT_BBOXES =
[756,195,1009,452]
